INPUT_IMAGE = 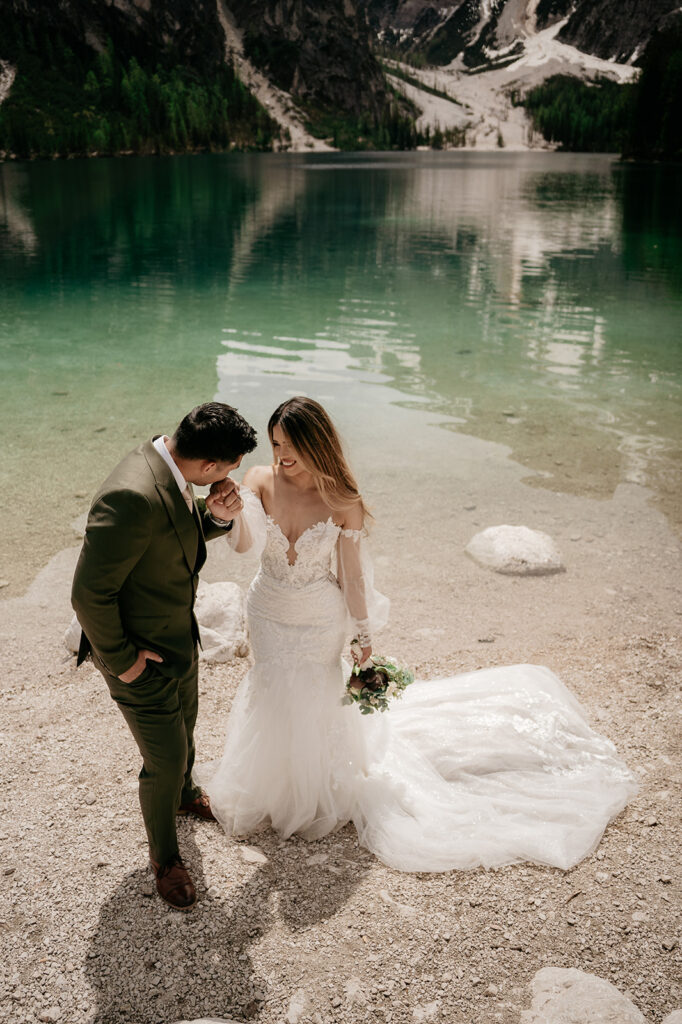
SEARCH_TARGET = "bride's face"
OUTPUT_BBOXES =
[271,424,307,478]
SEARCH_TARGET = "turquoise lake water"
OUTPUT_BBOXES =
[0,152,680,590]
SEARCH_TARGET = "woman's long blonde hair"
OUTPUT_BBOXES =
[268,397,371,524]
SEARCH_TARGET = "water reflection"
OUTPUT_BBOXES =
[0,152,680,592]
[618,161,682,288]
[213,153,680,525]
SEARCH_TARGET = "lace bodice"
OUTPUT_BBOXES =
[227,486,390,641]
[261,516,349,588]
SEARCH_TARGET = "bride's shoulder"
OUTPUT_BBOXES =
[242,464,273,498]
[338,499,365,533]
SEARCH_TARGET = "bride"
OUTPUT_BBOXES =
[199,396,637,872]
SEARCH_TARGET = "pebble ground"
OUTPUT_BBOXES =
[1,612,680,1024]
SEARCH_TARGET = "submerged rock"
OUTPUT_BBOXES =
[521,966,647,1023]
[465,525,565,576]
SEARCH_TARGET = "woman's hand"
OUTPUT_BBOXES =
[351,642,372,669]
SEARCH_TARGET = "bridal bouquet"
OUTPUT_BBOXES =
[342,639,414,715]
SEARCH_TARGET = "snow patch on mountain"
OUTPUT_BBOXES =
[486,17,639,83]
[387,14,638,149]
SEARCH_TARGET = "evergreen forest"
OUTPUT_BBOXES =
[0,12,680,160]
[519,77,634,153]
[623,20,682,160]
[520,22,682,159]
[0,23,279,157]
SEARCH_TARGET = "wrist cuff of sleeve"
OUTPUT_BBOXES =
[208,513,233,530]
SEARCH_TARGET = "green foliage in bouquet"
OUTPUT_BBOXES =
[343,654,414,715]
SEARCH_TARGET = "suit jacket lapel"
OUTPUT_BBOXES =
[143,440,199,574]
[187,483,207,572]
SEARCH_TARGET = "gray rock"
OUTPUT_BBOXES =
[344,977,367,1005]
[305,852,328,865]
[194,581,248,663]
[239,845,268,865]
[662,1013,682,1024]
[465,525,565,576]
[285,989,307,1023]
[38,1011,62,1023]
[379,889,417,919]
[63,615,82,655]
[71,512,88,538]
[413,1001,440,1021]
[65,582,250,663]
[521,967,647,1023]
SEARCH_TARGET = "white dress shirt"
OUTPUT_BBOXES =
[153,435,192,509]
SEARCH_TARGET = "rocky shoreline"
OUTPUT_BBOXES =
[1,523,680,1023]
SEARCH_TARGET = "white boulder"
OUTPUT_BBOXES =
[71,511,88,539]
[521,967,647,1024]
[662,1014,682,1024]
[64,615,82,654]
[195,581,248,663]
[465,525,565,576]
[64,581,248,664]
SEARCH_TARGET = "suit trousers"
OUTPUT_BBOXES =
[95,654,202,865]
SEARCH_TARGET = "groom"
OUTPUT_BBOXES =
[72,402,257,910]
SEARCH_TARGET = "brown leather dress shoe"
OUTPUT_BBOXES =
[177,791,216,821]
[150,855,197,910]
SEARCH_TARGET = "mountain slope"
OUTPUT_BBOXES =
[382,5,639,150]
[370,0,677,69]
[0,0,396,156]
[537,0,680,64]
[232,0,389,118]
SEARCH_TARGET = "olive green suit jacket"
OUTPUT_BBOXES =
[71,438,229,679]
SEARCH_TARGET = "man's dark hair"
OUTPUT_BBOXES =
[172,403,257,463]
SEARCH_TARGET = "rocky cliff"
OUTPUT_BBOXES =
[2,0,228,72]
[3,0,389,116]
[369,0,678,67]
[233,0,389,117]
[538,0,681,64]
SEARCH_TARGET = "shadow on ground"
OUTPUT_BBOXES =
[84,821,362,1023]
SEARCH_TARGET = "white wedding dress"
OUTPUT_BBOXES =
[199,490,637,872]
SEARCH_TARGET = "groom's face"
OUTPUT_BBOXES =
[189,455,243,486]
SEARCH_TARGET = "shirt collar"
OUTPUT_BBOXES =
[152,435,188,495]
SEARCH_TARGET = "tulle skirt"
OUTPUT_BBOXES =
[199,570,637,872]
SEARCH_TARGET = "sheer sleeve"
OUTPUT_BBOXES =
[336,528,390,646]
[226,486,268,556]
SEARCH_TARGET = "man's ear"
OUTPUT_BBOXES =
[199,460,217,476]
